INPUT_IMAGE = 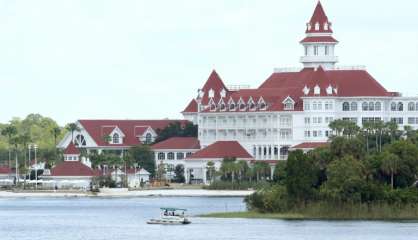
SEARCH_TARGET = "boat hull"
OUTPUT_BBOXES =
[147,219,191,225]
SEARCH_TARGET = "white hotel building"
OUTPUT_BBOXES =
[181,1,418,162]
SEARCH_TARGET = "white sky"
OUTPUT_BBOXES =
[0,0,417,125]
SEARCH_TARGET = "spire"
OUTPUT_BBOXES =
[198,70,229,103]
[300,1,338,70]
[306,1,332,34]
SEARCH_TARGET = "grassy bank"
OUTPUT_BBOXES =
[201,203,418,220]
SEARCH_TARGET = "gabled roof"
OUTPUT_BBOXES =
[306,1,332,33]
[291,142,329,149]
[50,161,98,177]
[78,119,189,147]
[187,141,252,160]
[64,142,80,155]
[151,137,200,150]
[182,99,198,113]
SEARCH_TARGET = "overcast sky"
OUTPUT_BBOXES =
[0,0,417,125]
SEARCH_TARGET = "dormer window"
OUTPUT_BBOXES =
[145,133,152,144]
[324,22,329,30]
[210,102,216,111]
[219,103,226,111]
[229,103,236,111]
[315,22,320,31]
[314,85,320,95]
[303,86,310,95]
[283,97,295,111]
[112,133,120,144]
[307,23,311,31]
[258,97,267,110]
[248,98,256,111]
[220,88,226,98]
[239,102,246,111]
[326,85,333,95]
[208,89,214,98]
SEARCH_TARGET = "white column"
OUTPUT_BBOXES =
[203,167,207,185]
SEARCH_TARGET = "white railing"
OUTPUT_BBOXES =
[300,56,339,63]
[331,65,366,71]
[227,85,251,91]
[274,67,302,73]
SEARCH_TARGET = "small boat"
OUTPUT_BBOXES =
[147,208,191,225]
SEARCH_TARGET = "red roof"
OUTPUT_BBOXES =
[182,99,198,113]
[50,161,98,177]
[0,167,12,174]
[300,36,338,43]
[187,141,252,160]
[306,1,332,33]
[64,142,80,155]
[291,142,329,149]
[151,137,200,150]
[78,119,189,147]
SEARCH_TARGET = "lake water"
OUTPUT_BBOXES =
[0,197,416,240]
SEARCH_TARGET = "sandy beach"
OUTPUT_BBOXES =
[0,189,254,198]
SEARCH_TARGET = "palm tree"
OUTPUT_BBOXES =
[252,162,270,182]
[206,161,215,184]
[380,152,400,189]
[385,121,399,143]
[9,136,20,183]
[236,160,249,181]
[51,127,61,147]
[66,123,80,143]
[1,125,18,169]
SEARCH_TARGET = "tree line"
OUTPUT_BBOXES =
[247,119,418,213]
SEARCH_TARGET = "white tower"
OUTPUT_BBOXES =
[300,1,338,70]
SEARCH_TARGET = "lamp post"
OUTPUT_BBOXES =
[33,144,38,190]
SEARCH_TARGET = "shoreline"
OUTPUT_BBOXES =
[0,189,254,198]
[200,211,418,221]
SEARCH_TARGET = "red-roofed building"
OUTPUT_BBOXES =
[57,119,189,153]
[181,1,418,167]
[184,141,253,184]
[151,137,200,180]
[290,142,329,153]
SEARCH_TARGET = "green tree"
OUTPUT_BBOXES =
[380,151,400,189]
[273,161,287,184]
[128,145,155,177]
[252,161,270,182]
[154,122,197,143]
[285,150,318,203]
[66,123,80,143]
[174,164,185,183]
[1,124,18,167]
[321,155,365,202]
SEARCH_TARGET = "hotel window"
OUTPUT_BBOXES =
[167,152,175,160]
[342,102,350,111]
[408,118,416,125]
[304,131,311,138]
[229,103,236,111]
[75,134,87,146]
[186,152,192,157]
[391,102,397,111]
[325,46,329,55]
[158,152,165,160]
[369,102,375,111]
[313,102,318,110]
[362,102,368,111]
[304,46,308,56]
[313,131,318,137]
[145,133,152,144]
[112,133,120,144]
[249,102,256,111]
[391,117,403,124]
[375,102,381,111]
[219,103,226,111]
[304,103,310,110]
[416,102,418,111]
[397,102,404,111]
[351,102,358,111]
[314,46,318,55]
[239,103,246,111]
[408,102,415,111]
[259,102,267,110]
[210,102,216,111]
[305,117,310,125]
[317,102,322,110]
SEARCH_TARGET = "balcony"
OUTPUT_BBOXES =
[300,56,338,63]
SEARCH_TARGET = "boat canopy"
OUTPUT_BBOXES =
[160,208,187,211]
